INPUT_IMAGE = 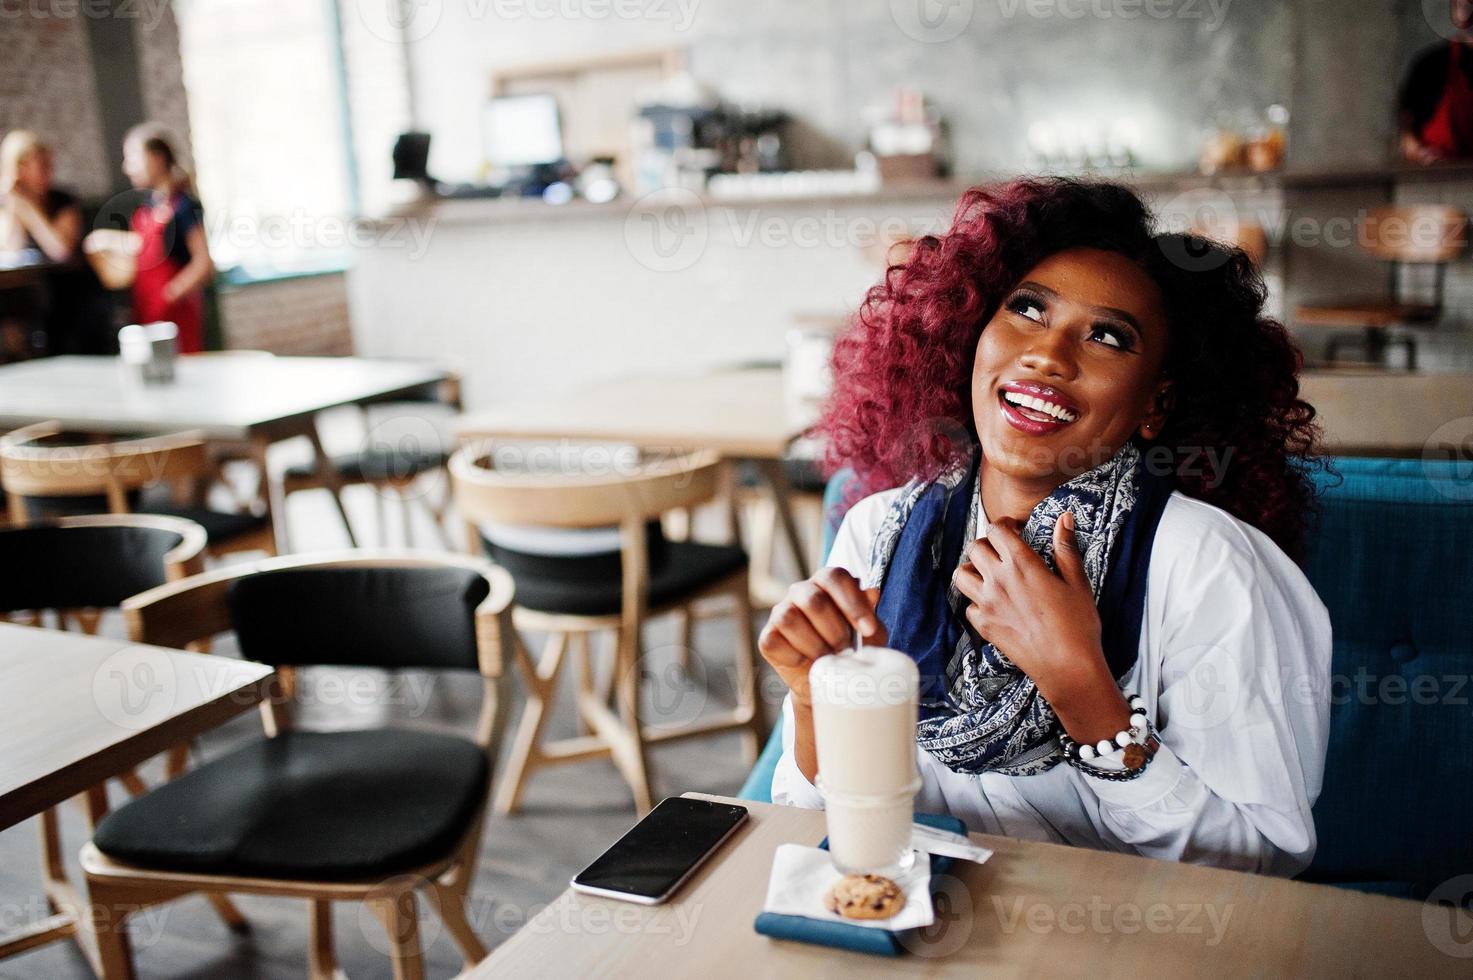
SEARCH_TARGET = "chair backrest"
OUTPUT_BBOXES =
[1360,205,1467,264]
[449,444,722,530]
[228,564,489,670]
[1300,456,1473,897]
[123,551,518,751]
[0,514,206,614]
[0,421,209,520]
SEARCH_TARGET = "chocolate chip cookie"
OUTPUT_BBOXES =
[824,873,906,920]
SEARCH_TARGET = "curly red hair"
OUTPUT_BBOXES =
[819,178,1323,556]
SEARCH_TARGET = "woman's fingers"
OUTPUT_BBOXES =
[953,560,985,603]
[1051,509,1088,586]
[766,601,834,660]
[813,567,883,640]
[786,581,852,651]
[985,517,1036,565]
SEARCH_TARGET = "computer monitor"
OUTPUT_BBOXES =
[392,131,432,182]
[483,94,563,169]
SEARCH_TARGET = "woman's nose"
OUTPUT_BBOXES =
[1017,329,1078,380]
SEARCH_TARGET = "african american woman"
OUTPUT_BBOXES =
[761,178,1331,876]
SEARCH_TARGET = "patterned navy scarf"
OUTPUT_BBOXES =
[867,442,1172,776]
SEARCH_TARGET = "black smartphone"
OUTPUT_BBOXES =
[570,797,749,905]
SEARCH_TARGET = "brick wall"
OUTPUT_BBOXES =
[217,273,354,355]
[0,17,112,197]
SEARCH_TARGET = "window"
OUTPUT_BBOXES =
[176,0,355,275]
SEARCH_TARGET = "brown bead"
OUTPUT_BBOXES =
[1122,743,1147,770]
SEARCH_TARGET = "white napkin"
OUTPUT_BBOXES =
[762,844,935,931]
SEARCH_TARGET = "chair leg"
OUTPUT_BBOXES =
[493,632,569,815]
[87,888,137,980]
[730,576,766,761]
[208,894,251,934]
[308,899,339,980]
[675,607,695,674]
[612,623,654,814]
[430,880,487,968]
[369,891,425,980]
[571,631,593,736]
[391,485,412,547]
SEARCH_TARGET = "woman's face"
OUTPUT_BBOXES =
[122,138,164,189]
[971,247,1172,485]
[14,147,53,197]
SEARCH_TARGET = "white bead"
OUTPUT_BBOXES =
[1096,739,1114,756]
[1116,731,1133,748]
[1080,744,1096,760]
[1130,713,1148,729]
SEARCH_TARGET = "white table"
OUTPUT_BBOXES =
[0,355,448,548]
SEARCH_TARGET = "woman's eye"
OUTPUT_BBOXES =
[1089,324,1130,350]
[1009,297,1045,322]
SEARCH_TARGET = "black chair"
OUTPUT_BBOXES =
[81,551,519,980]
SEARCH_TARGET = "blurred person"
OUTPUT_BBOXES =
[0,130,113,356]
[91,124,213,353]
[1399,0,1473,162]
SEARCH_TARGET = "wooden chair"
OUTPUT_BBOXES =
[281,374,461,548]
[450,444,766,815]
[1296,204,1468,368]
[79,551,519,980]
[0,515,251,965]
[0,421,277,559]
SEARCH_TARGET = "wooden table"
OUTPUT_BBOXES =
[475,794,1473,978]
[0,621,273,967]
[0,354,448,549]
[456,367,821,578]
[1300,369,1473,457]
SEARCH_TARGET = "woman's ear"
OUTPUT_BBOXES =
[1138,380,1174,441]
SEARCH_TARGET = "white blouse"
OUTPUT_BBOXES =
[772,488,1333,877]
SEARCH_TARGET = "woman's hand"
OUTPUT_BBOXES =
[758,566,887,706]
[953,511,1130,742]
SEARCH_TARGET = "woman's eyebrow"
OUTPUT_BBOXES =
[1015,280,1144,336]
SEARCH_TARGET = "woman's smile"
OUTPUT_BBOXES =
[997,379,1082,434]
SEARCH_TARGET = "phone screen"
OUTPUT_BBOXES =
[572,798,748,901]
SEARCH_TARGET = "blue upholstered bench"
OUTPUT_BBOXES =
[738,456,1473,899]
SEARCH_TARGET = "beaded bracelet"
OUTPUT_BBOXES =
[1057,695,1160,782]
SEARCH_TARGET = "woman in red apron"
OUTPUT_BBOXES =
[1400,1,1473,162]
[122,125,213,353]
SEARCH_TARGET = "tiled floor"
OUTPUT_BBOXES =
[0,419,793,978]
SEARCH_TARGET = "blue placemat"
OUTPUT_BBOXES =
[753,812,968,957]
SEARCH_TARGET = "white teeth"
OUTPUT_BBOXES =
[1003,391,1077,422]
